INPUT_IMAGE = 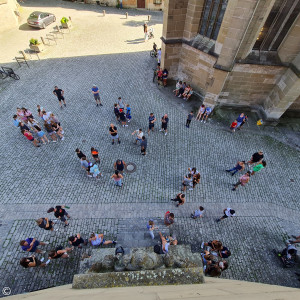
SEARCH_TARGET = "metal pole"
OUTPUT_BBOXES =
[103,10,105,16]
[125,12,128,19]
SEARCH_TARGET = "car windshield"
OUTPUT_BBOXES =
[29,13,40,19]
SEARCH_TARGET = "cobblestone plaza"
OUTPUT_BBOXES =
[0,0,299,296]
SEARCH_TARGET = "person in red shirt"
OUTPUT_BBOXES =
[230,120,238,133]
[157,68,163,86]
[21,129,40,147]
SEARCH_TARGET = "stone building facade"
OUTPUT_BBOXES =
[122,0,164,10]
[161,0,300,123]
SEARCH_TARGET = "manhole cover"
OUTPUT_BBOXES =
[126,162,136,173]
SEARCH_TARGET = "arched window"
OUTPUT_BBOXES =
[199,0,228,40]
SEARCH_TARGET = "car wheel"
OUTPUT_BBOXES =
[53,16,56,22]
[42,23,46,29]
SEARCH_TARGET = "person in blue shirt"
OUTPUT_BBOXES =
[13,115,20,127]
[148,113,156,135]
[126,104,132,122]
[201,107,212,123]
[20,238,48,253]
[92,85,102,106]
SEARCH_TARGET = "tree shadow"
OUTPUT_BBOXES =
[125,38,145,44]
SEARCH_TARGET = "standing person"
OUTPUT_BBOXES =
[21,129,40,147]
[230,120,238,133]
[186,111,194,128]
[164,211,175,226]
[159,114,169,135]
[236,113,245,129]
[171,193,185,207]
[191,206,205,219]
[157,68,163,86]
[157,48,162,64]
[182,173,193,191]
[20,256,46,268]
[109,123,120,145]
[232,171,251,191]
[247,151,264,167]
[53,86,66,108]
[144,22,148,42]
[238,114,248,130]
[226,161,245,176]
[91,147,100,163]
[162,68,168,87]
[37,105,44,119]
[114,104,120,123]
[76,148,86,159]
[47,205,71,227]
[117,97,125,110]
[216,208,236,222]
[148,113,156,135]
[92,85,102,106]
[147,219,158,240]
[20,238,48,253]
[80,156,92,177]
[114,159,126,174]
[251,160,266,176]
[119,109,128,127]
[51,121,64,140]
[201,107,212,123]
[140,136,147,156]
[111,170,123,187]
[68,234,87,248]
[126,104,132,122]
[44,122,58,142]
[36,217,55,231]
[132,128,144,144]
[89,233,116,246]
[13,115,20,127]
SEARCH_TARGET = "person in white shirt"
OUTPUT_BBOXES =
[42,111,52,123]
[216,208,236,222]
[191,206,205,219]
[132,129,144,144]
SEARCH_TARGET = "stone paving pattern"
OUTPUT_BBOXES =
[0,0,300,296]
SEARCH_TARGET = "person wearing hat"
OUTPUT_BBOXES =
[92,85,102,106]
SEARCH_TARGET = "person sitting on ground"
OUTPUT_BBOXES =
[48,246,73,261]
[20,238,48,253]
[159,232,170,254]
[182,173,193,191]
[47,205,71,227]
[218,260,228,271]
[219,246,231,258]
[201,251,216,270]
[191,206,205,219]
[36,217,54,231]
[89,233,116,247]
[164,211,175,226]
[114,159,126,174]
[171,193,186,207]
[205,264,222,277]
[201,240,223,252]
[226,161,245,176]
[132,129,144,144]
[20,255,46,268]
[68,234,87,248]
[173,80,182,96]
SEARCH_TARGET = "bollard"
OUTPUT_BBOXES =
[125,12,128,19]
[103,10,105,16]
[148,15,151,21]
[69,16,72,21]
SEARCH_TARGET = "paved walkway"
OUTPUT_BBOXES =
[0,0,300,296]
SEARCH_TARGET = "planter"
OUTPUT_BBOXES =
[29,44,44,52]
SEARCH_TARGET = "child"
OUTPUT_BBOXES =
[34,125,49,144]
[191,206,204,219]
[147,219,158,239]
[230,120,237,132]
[126,104,132,123]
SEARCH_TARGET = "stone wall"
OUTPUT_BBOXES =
[219,64,287,107]
[0,0,19,33]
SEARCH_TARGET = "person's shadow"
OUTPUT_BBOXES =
[125,38,144,44]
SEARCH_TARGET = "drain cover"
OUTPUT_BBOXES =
[126,162,136,173]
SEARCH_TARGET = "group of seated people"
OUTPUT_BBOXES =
[173,81,193,100]
[201,240,231,277]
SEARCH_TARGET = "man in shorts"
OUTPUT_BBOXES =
[132,128,144,144]
[148,113,156,135]
[114,159,127,174]
[109,123,120,145]
[201,107,212,123]
[159,114,169,135]
[140,136,147,156]
[92,85,102,106]
[53,86,66,109]
[47,205,71,227]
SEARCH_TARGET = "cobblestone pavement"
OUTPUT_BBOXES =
[0,0,300,297]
